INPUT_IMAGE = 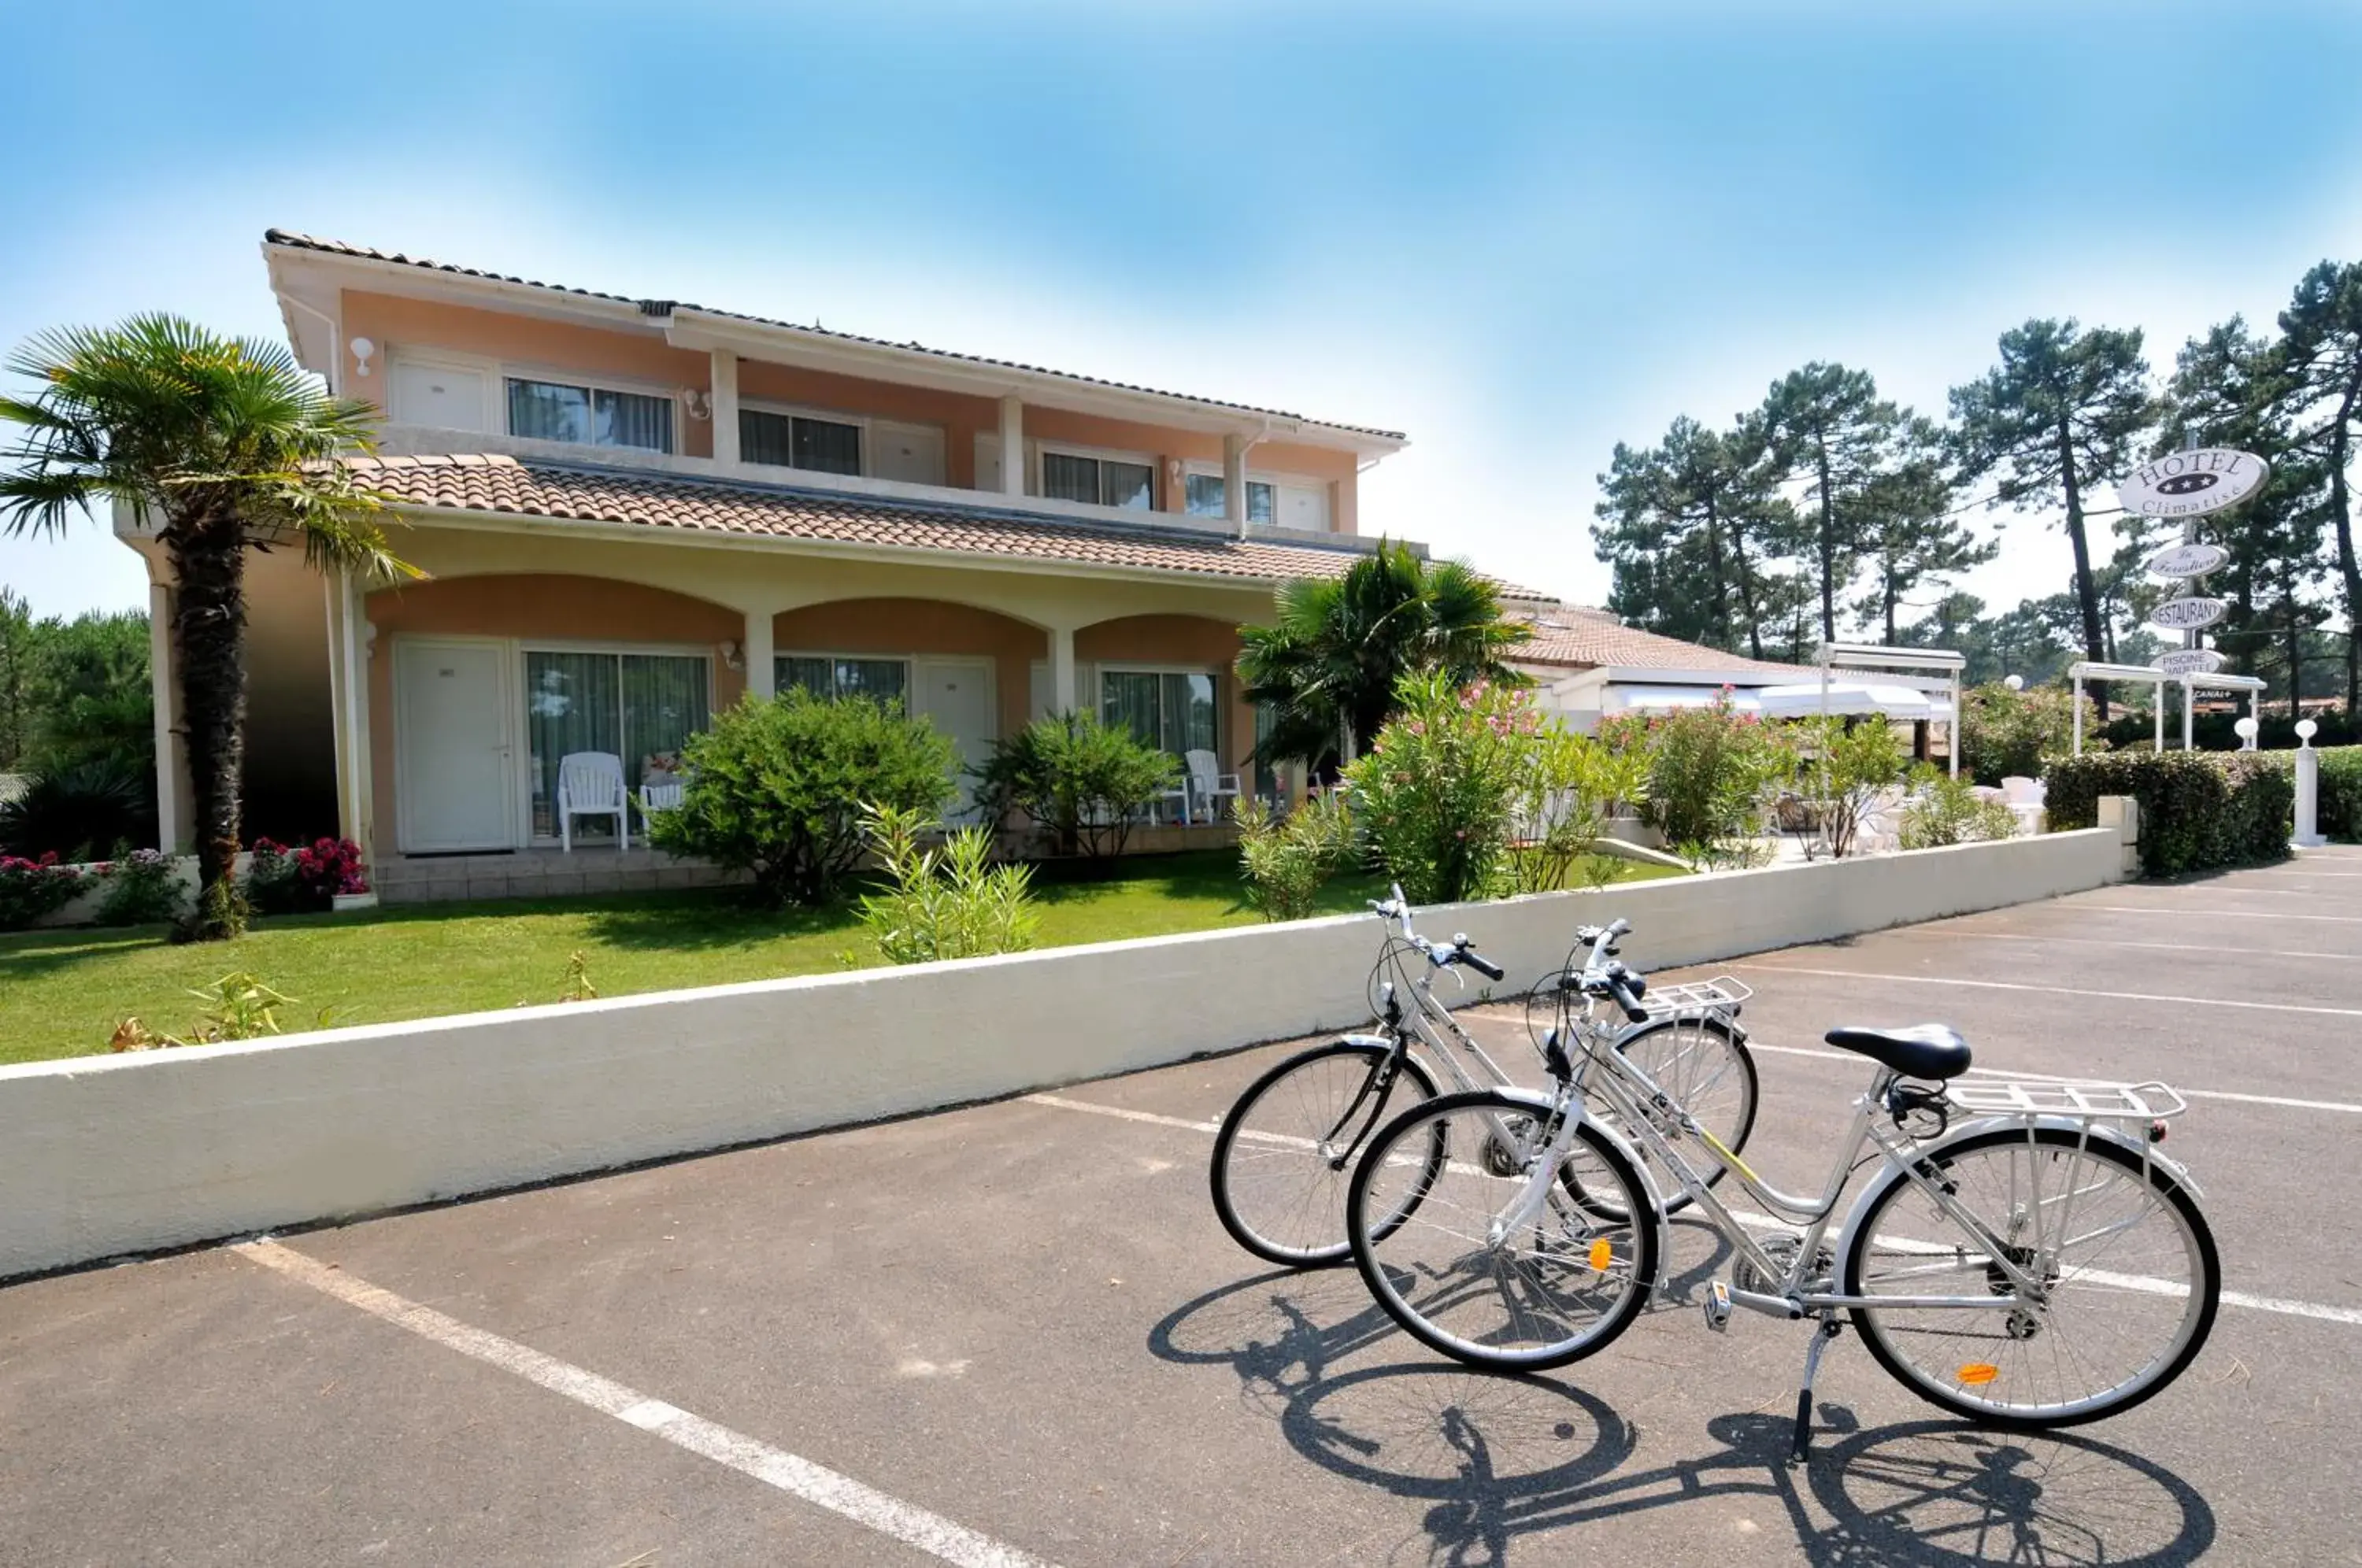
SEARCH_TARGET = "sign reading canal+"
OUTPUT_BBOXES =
[2116,448,2268,520]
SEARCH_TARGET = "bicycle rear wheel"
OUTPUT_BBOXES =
[1347,1090,1660,1370]
[1842,1125,2219,1429]
[1211,1040,1441,1267]
[1593,1014,1757,1216]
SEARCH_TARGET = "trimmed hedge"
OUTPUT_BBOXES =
[2044,751,2292,877]
[2289,745,2362,842]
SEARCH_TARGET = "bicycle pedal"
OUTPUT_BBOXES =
[1704,1280,1732,1333]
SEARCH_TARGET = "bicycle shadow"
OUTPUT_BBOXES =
[1151,1270,2216,1568]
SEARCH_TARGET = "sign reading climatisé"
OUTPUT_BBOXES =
[2149,596,2228,632]
[2117,449,2269,520]
[2145,542,2231,579]
[2155,649,2227,677]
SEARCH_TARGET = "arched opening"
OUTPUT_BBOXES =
[1075,613,1257,805]
[364,573,744,856]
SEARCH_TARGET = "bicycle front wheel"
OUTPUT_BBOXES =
[1348,1090,1660,1370]
[1211,1040,1441,1267]
[1842,1126,2220,1429]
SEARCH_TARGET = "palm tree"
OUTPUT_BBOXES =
[1237,538,1533,771]
[0,316,415,938]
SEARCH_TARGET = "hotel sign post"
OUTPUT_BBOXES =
[2120,446,2268,750]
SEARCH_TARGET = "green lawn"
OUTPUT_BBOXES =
[0,850,1683,1067]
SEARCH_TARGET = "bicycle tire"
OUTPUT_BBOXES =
[1842,1124,2220,1429]
[1596,1013,1757,1216]
[1211,1039,1442,1267]
[1347,1089,1660,1370]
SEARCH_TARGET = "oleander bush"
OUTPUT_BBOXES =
[1597,691,1790,857]
[2044,750,2292,876]
[1342,671,1537,904]
[855,802,1039,964]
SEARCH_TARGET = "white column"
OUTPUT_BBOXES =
[2295,741,2327,845]
[1223,433,1249,527]
[147,577,190,852]
[998,395,1024,497]
[343,571,374,860]
[743,607,775,700]
[1050,625,1077,715]
[709,349,740,466]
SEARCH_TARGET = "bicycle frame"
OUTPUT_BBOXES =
[1543,973,2059,1316]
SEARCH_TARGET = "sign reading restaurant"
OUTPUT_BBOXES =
[2117,449,2269,520]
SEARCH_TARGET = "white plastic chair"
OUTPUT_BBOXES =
[2001,775,2046,835]
[557,751,629,852]
[637,777,686,834]
[1185,749,1242,825]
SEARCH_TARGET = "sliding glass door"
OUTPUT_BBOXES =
[525,649,710,840]
[1101,670,1217,761]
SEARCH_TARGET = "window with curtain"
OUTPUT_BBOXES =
[1182,473,1275,522]
[1101,670,1217,760]
[741,409,862,475]
[1042,450,1153,510]
[526,649,709,839]
[777,655,909,705]
[506,378,674,453]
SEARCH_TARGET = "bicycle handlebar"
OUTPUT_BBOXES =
[1365,890,1505,983]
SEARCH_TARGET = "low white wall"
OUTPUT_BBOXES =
[0,822,2133,1278]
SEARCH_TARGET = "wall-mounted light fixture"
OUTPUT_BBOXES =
[349,336,376,378]
[716,638,744,671]
[682,388,713,421]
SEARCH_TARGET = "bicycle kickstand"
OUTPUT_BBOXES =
[1786,1313,1844,1468]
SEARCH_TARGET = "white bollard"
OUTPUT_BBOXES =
[2294,719,2327,848]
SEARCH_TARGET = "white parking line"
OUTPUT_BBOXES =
[1729,963,2362,1020]
[2072,904,2362,924]
[1877,930,2360,963]
[234,1241,1057,1568]
[1027,1095,2362,1326]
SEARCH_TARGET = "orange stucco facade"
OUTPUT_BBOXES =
[338,289,1358,529]
[354,574,1253,857]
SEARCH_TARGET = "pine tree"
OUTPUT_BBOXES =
[2269,261,2362,716]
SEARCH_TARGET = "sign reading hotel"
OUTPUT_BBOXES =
[2117,449,2268,520]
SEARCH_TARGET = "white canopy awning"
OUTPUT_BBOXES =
[1604,685,1763,716]
[1753,681,1949,720]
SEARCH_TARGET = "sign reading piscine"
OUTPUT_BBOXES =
[2117,449,2268,520]
[2144,542,2231,579]
[2154,648,2226,677]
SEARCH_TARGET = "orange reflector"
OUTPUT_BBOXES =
[1957,1363,2000,1386]
[1588,1239,1613,1271]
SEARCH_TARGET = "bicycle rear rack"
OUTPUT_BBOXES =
[1942,1077,2190,1121]
[1635,977,1752,1021]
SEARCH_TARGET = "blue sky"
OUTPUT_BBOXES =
[6,0,2360,627]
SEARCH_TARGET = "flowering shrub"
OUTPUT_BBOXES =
[245,837,368,915]
[1511,728,1649,894]
[1597,691,1792,856]
[94,848,186,926]
[1342,671,1539,904]
[0,852,91,931]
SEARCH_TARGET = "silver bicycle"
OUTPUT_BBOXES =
[1210,889,1756,1267]
[1344,918,2221,1462]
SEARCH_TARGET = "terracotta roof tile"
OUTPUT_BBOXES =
[1511,609,1815,675]
[349,453,1550,594]
[266,230,1405,442]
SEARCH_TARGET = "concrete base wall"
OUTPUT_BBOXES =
[0,822,2132,1279]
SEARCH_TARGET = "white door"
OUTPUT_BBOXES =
[914,659,996,819]
[872,420,946,486]
[395,638,515,852]
[1275,481,1331,532]
[972,432,1005,494]
[389,360,491,432]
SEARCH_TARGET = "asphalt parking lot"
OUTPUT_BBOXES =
[6,849,2361,1567]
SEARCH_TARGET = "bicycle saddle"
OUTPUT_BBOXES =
[1823,1024,1971,1080]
